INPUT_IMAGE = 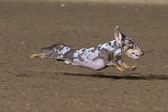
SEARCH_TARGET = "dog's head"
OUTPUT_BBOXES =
[114,26,144,59]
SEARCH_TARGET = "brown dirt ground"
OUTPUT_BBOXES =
[0,1,168,112]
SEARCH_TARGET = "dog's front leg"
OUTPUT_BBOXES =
[121,62,137,71]
[114,58,137,71]
[114,64,125,71]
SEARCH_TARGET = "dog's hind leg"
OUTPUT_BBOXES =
[30,53,48,59]
[30,42,72,60]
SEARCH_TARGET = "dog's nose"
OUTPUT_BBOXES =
[141,51,144,56]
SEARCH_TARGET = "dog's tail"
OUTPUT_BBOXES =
[41,42,65,50]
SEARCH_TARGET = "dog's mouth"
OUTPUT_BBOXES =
[130,52,139,59]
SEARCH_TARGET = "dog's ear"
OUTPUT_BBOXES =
[114,26,123,45]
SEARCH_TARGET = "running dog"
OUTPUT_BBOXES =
[31,26,144,71]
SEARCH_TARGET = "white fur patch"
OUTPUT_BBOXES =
[72,58,105,70]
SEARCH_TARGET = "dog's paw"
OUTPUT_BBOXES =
[30,53,47,59]
[30,54,37,58]
[128,66,137,71]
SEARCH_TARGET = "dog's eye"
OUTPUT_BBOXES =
[129,43,133,47]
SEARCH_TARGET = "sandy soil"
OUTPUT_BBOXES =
[0,1,168,112]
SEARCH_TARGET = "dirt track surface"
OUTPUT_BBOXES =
[0,1,168,112]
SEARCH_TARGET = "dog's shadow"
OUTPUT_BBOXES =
[62,72,168,80]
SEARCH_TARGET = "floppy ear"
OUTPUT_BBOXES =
[114,26,123,45]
